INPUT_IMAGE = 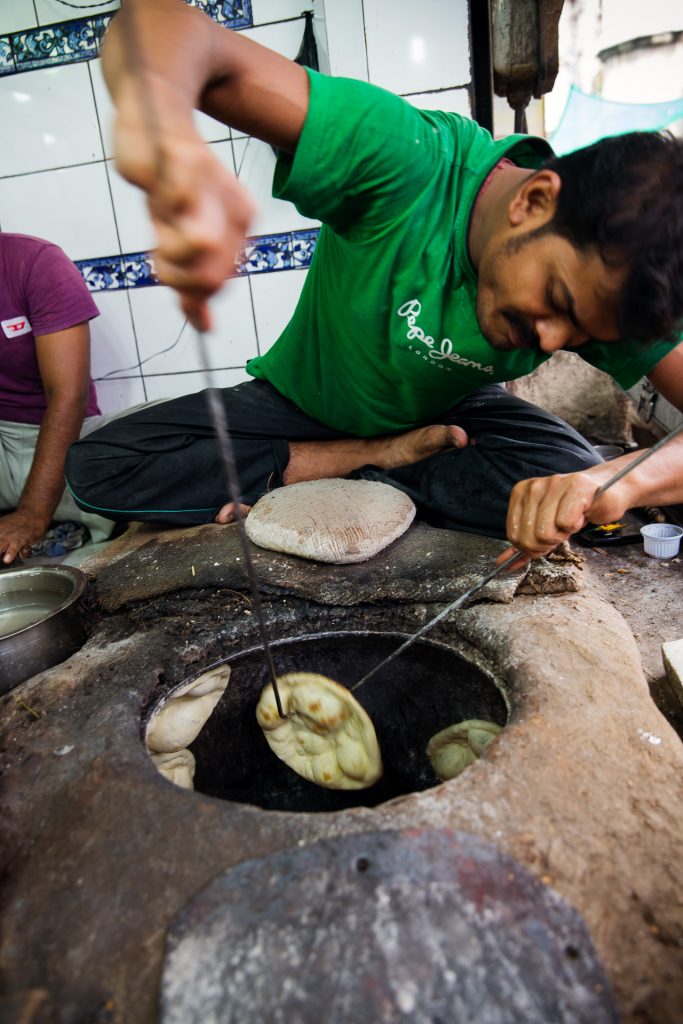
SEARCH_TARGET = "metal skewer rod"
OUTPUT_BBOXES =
[351,422,683,694]
[350,550,519,692]
[196,334,285,719]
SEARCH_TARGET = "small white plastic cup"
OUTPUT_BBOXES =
[640,523,683,558]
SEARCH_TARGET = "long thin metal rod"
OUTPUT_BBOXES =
[351,423,683,693]
[350,551,519,692]
[196,335,285,719]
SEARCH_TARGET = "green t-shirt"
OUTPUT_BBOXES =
[247,69,675,436]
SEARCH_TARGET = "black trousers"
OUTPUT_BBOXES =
[65,380,600,540]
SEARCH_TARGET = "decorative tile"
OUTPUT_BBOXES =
[90,14,114,47]
[12,18,98,72]
[0,37,14,76]
[75,228,318,293]
[186,0,253,29]
[76,255,126,291]
[238,232,293,274]
[290,228,318,269]
[2,3,246,79]
[122,253,157,288]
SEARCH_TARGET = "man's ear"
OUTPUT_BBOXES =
[508,169,561,227]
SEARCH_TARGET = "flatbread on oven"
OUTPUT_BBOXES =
[245,478,415,563]
[256,672,383,790]
[426,719,502,781]
[146,665,231,755]
[150,749,196,790]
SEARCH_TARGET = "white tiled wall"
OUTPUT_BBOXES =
[0,0,471,413]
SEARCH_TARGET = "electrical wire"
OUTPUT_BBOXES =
[94,316,190,381]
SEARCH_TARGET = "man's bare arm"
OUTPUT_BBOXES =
[500,342,683,563]
[0,324,92,564]
[646,341,683,413]
[102,0,310,328]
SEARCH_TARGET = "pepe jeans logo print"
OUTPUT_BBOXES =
[397,299,494,374]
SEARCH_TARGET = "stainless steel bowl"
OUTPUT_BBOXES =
[0,565,87,694]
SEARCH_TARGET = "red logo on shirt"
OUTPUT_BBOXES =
[2,316,32,339]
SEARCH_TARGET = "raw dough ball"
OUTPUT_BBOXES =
[146,665,231,755]
[151,749,196,790]
[426,719,502,781]
[245,478,415,563]
[256,672,383,790]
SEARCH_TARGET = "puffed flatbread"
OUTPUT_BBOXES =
[146,665,231,755]
[245,478,415,563]
[151,749,196,790]
[256,672,383,790]
[426,719,502,781]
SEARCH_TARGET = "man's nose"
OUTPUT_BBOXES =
[534,317,581,353]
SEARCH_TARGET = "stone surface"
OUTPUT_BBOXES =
[1,535,681,1024]
[507,351,640,444]
[83,520,580,612]
[161,829,619,1024]
[662,638,683,700]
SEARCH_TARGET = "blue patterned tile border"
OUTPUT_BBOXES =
[0,36,13,76]
[1,15,111,76]
[0,1,253,78]
[76,229,318,292]
[187,0,252,29]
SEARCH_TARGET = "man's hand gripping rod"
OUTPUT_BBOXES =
[351,421,683,694]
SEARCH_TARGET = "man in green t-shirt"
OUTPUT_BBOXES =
[66,0,683,562]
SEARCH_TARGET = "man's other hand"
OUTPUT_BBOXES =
[0,510,50,565]
[499,463,632,564]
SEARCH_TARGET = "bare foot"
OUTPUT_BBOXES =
[284,423,469,485]
[378,423,470,470]
[214,501,252,524]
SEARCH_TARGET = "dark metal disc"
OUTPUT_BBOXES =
[161,828,620,1024]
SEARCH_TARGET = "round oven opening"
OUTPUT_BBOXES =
[184,631,508,813]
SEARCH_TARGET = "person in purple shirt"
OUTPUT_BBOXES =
[0,233,114,564]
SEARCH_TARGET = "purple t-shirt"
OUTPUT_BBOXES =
[0,233,100,425]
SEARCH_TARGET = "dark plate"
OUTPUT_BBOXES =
[575,510,645,547]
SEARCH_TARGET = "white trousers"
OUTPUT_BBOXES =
[0,414,118,543]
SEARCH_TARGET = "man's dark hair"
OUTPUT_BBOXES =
[542,131,683,344]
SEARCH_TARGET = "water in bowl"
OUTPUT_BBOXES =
[0,591,59,638]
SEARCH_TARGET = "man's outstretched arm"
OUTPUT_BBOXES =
[102,0,310,328]
[501,341,683,562]
[0,324,92,564]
